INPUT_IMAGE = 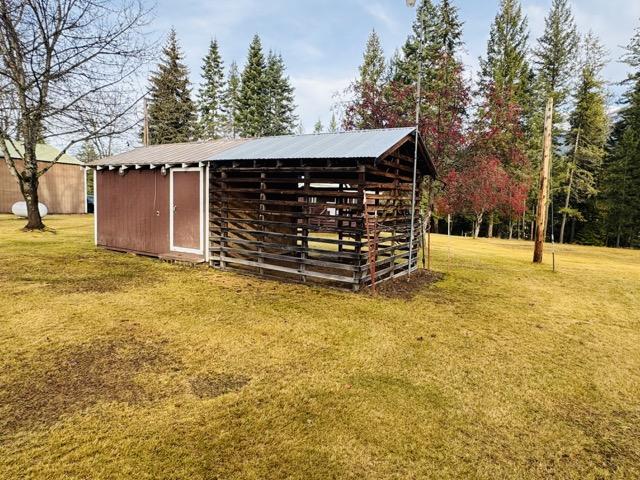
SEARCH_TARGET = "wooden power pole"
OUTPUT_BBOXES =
[143,97,150,147]
[533,96,554,263]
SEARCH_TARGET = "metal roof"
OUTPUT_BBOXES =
[90,127,435,176]
[89,138,250,167]
[207,127,417,161]
[4,140,81,165]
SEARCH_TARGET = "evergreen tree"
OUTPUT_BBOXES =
[328,113,338,133]
[359,29,387,88]
[197,39,226,140]
[342,30,392,130]
[264,51,298,136]
[236,35,269,137]
[479,0,532,111]
[224,61,241,138]
[393,0,439,87]
[313,119,324,134]
[147,29,196,144]
[601,25,640,247]
[533,0,579,108]
[560,32,609,244]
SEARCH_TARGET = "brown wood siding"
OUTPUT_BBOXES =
[0,160,85,213]
[172,170,201,250]
[97,169,169,255]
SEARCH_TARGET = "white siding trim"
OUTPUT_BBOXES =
[93,169,98,246]
[83,166,88,214]
[205,163,210,262]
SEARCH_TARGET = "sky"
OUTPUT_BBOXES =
[152,0,640,131]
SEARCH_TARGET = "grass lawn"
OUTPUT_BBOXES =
[1,214,639,479]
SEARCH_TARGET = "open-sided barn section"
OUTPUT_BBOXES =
[207,128,435,289]
[90,128,435,290]
[1,142,86,214]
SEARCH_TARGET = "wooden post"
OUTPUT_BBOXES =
[143,97,150,147]
[533,96,554,263]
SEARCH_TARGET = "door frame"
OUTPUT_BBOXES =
[169,166,204,255]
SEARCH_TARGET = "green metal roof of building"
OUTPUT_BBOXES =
[3,140,82,166]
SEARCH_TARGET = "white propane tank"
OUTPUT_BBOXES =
[11,201,48,218]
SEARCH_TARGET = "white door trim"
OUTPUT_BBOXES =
[205,163,210,262]
[169,167,204,255]
[93,168,98,245]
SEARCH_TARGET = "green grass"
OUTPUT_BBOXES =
[1,214,639,479]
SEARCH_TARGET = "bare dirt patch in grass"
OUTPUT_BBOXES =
[363,269,444,300]
[189,373,250,399]
[0,331,180,436]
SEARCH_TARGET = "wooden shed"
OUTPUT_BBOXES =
[91,128,435,290]
[1,141,86,214]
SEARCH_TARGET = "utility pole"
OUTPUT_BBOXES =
[406,0,421,278]
[143,97,150,147]
[533,97,554,263]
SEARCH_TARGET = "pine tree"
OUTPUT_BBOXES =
[359,29,386,88]
[147,29,196,144]
[600,25,640,247]
[236,35,269,137]
[533,0,579,108]
[264,51,297,136]
[560,32,609,244]
[328,113,338,133]
[197,39,226,140]
[313,119,324,134]
[224,61,241,138]
[343,30,391,130]
[479,0,532,110]
[393,0,439,87]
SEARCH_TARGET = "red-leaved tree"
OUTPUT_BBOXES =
[439,156,510,238]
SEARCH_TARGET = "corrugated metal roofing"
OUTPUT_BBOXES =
[207,127,417,161]
[89,138,250,166]
[4,140,82,165]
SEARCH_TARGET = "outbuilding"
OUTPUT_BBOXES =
[1,141,86,214]
[90,127,436,290]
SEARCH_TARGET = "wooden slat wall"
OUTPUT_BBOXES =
[209,142,423,290]
[0,160,85,213]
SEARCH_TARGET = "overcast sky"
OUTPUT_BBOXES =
[152,0,640,131]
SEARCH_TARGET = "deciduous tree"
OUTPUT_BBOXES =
[0,0,151,229]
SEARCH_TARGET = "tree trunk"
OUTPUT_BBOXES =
[19,170,45,230]
[570,217,576,243]
[560,130,579,245]
[508,220,513,240]
[473,212,483,239]
[487,213,494,238]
